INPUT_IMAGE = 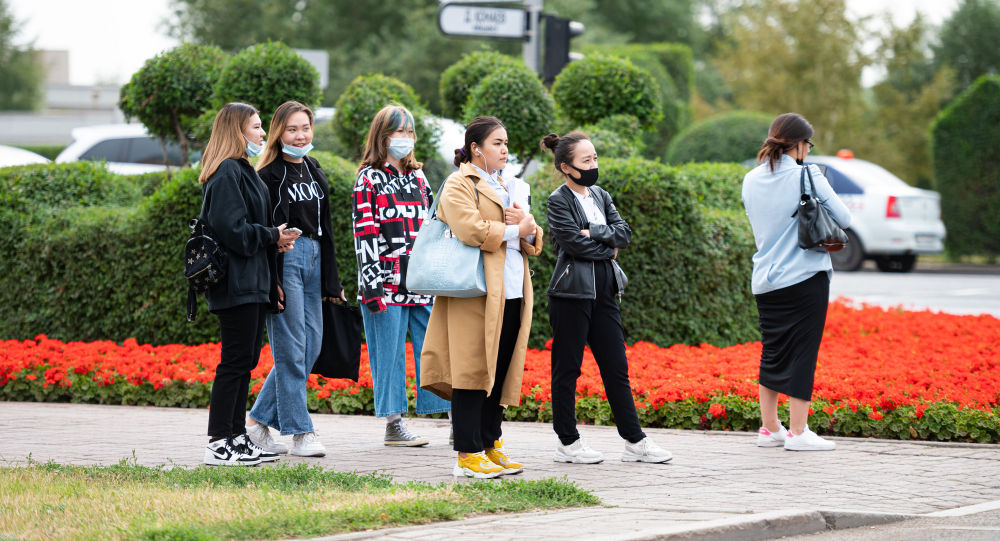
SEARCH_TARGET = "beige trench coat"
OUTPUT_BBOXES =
[420,162,544,406]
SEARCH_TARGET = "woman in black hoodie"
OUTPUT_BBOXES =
[199,102,300,466]
[244,101,345,458]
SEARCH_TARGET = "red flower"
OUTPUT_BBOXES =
[708,403,727,418]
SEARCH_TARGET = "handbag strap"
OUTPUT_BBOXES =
[800,165,819,198]
[429,175,480,219]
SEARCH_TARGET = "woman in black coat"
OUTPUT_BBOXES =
[198,102,299,466]
[541,131,672,466]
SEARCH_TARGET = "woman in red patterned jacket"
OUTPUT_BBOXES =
[352,105,451,446]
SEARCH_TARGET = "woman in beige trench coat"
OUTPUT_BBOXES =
[420,116,544,479]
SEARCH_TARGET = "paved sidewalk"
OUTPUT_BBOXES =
[3,402,1000,540]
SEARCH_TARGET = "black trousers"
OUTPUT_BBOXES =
[207,302,268,438]
[452,298,521,453]
[548,260,645,446]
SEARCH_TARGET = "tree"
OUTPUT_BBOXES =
[119,43,226,165]
[0,0,43,110]
[712,0,870,152]
[934,0,1000,91]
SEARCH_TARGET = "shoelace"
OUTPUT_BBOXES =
[395,422,416,440]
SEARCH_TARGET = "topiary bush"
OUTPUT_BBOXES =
[439,51,523,120]
[666,110,773,164]
[332,74,440,165]
[527,157,757,348]
[119,43,227,164]
[463,65,555,173]
[208,41,322,134]
[551,55,663,129]
[931,75,1000,259]
[578,114,645,158]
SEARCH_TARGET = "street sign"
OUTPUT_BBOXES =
[437,3,526,39]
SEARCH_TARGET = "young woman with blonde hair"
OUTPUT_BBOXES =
[197,102,300,466]
[244,101,346,458]
[352,104,450,446]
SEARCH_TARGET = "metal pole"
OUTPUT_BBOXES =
[522,0,542,74]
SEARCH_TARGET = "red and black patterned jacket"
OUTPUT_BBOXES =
[352,163,434,312]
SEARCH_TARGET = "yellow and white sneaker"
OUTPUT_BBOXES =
[486,439,524,475]
[453,451,504,479]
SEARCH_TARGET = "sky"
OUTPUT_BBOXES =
[7,0,961,87]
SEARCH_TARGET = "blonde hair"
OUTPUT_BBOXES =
[257,101,314,171]
[359,104,422,172]
[198,102,259,184]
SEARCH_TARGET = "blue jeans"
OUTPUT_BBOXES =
[250,238,322,435]
[361,303,451,417]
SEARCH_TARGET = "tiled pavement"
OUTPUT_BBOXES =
[3,401,999,540]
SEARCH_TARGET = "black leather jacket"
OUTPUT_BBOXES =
[546,184,632,299]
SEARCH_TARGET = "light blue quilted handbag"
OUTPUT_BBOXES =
[406,177,487,297]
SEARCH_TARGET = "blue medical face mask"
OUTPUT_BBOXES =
[282,142,313,159]
[244,136,264,158]
[388,137,415,159]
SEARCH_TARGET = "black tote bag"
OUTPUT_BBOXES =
[795,165,849,251]
[312,300,362,381]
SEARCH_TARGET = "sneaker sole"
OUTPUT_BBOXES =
[290,449,326,457]
[757,439,785,448]
[204,457,261,466]
[452,465,502,479]
[257,454,280,462]
[385,440,430,447]
[499,467,524,475]
[554,451,603,464]
[622,452,673,463]
[784,444,836,451]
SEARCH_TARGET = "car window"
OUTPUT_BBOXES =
[79,138,129,162]
[127,136,186,166]
[819,164,863,194]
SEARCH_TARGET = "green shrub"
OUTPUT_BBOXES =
[551,55,663,129]
[527,157,757,348]
[332,74,440,165]
[463,66,554,171]
[119,43,227,163]
[578,115,645,158]
[439,51,523,120]
[212,42,322,132]
[930,75,1000,258]
[666,111,773,164]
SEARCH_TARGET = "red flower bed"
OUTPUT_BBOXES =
[3,300,999,441]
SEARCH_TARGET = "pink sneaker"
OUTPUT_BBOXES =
[757,425,788,447]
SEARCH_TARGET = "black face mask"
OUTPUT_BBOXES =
[568,164,599,187]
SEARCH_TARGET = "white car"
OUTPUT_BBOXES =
[0,144,50,167]
[807,154,946,272]
[56,124,186,175]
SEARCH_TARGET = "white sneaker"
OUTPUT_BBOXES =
[233,433,279,462]
[204,437,260,466]
[554,439,604,464]
[784,426,836,451]
[247,423,288,454]
[622,437,673,463]
[291,431,327,457]
[757,425,788,447]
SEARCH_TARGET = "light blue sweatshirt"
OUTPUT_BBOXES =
[742,154,852,295]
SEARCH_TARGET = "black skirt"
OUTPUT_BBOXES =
[755,271,830,401]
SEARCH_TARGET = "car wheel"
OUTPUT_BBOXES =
[831,230,864,271]
[874,254,916,273]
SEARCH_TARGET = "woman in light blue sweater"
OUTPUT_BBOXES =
[742,113,851,452]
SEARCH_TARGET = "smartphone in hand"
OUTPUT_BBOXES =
[286,227,303,235]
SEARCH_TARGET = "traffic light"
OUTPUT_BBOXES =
[542,14,584,83]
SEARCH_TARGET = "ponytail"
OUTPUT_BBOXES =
[757,113,814,172]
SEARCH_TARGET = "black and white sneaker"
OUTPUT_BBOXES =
[204,437,261,466]
[233,433,279,462]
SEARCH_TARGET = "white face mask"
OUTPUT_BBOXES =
[388,137,414,160]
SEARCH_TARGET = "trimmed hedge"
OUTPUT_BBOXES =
[579,115,645,158]
[1,154,756,349]
[526,157,758,348]
[666,111,773,164]
[439,51,523,120]
[551,55,663,129]
[930,75,1000,258]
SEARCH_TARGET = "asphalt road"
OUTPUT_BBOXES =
[788,508,1000,541]
[830,266,1000,317]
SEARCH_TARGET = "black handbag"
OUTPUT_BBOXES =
[312,300,362,381]
[184,200,227,322]
[794,165,849,251]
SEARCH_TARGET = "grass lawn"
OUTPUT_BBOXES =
[0,459,599,541]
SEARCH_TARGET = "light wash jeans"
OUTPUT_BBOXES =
[250,238,322,435]
[361,303,451,417]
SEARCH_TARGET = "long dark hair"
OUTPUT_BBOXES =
[454,116,506,167]
[757,113,814,172]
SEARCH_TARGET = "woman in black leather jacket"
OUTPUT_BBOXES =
[541,132,672,465]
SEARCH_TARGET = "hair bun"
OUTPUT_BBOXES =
[540,133,560,152]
